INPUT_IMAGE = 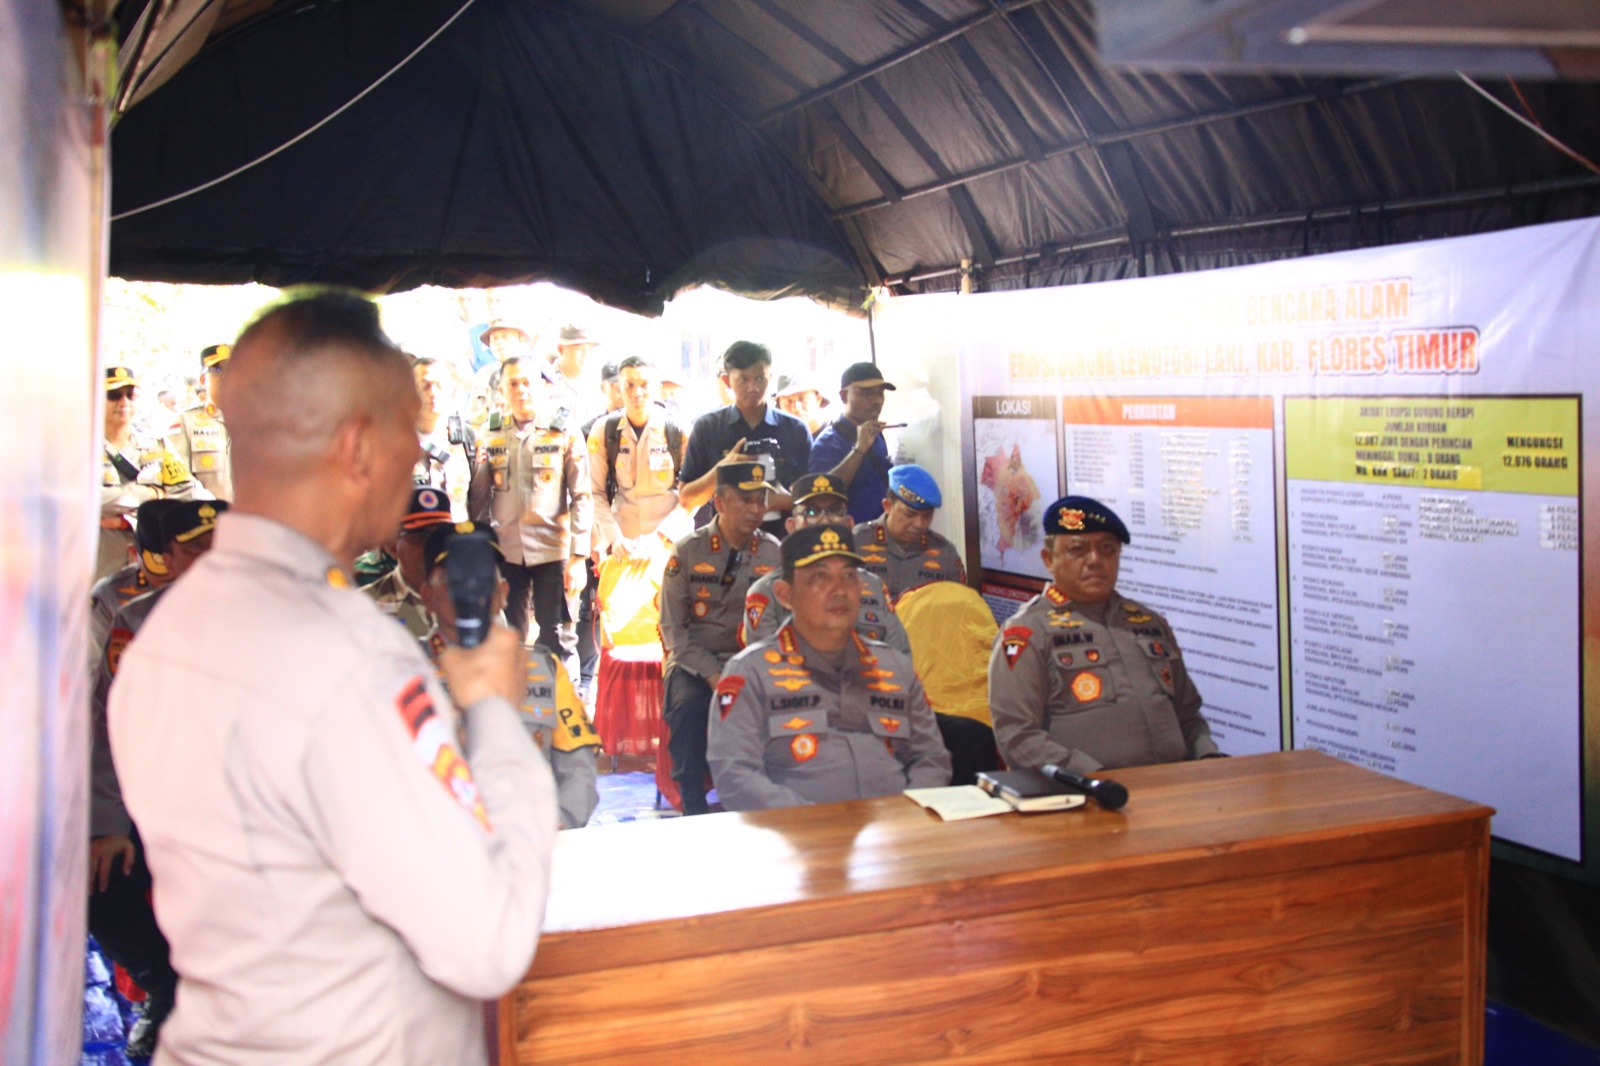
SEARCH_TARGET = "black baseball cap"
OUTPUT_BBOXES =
[840,362,895,390]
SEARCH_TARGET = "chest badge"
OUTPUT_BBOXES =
[1071,671,1103,702]
[790,734,819,763]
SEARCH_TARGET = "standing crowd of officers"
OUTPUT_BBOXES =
[89,311,1220,1060]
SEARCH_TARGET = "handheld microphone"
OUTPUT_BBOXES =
[444,532,499,649]
[1041,764,1129,810]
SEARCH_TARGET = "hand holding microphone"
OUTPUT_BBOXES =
[1041,763,1129,810]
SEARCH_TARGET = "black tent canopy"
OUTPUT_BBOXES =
[109,0,1600,313]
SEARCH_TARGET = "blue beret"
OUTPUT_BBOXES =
[1043,496,1130,543]
[887,464,942,510]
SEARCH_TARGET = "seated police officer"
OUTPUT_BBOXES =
[416,522,602,829]
[89,498,227,1060]
[988,496,1220,773]
[742,472,910,654]
[659,460,783,814]
[708,525,951,810]
[853,464,966,600]
[89,498,179,665]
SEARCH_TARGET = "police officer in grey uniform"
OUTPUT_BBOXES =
[742,472,910,655]
[89,498,178,664]
[166,344,234,500]
[709,524,951,810]
[89,498,226,1059]
[853,464,966,600]
[417,523,601,829]
[659,460,783,814]
[988,496,1220,774]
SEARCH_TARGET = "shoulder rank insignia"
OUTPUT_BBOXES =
[1001,625,1031,669]
[1044,585,1067,605]
[1121,601,1142,613]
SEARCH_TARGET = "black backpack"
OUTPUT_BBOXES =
[601,411,684,504]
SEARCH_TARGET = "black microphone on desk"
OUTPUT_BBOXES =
[1041,764,1129,811]
[445,532,499,649]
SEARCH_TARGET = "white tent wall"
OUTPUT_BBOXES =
[0,2,105,1062]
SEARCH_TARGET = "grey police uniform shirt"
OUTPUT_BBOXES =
[89,585,168,838]
[852,516,967,600]
[708,624,952,810]
[741,566,911,656]
[987,586,1219,774]
[89,563,157,667]
[659,522,782,681]
[107,513,558,1066]
[166,402,233,500]
[467,417,593,567]
[423,631,599,830]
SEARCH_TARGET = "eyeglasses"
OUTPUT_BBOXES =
[798,505,849,520]
[107,387,138,402]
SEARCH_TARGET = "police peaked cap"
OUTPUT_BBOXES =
[105,367,139,391]
[1044,496,1131,544]
[402,486,453,533]
[790,472,848,504]
[134,499,180,554]
[887,464,941,510]
[161,499,229,547]
[782,524,864,570]
[201,344,231,369]
[716,461,776,492]
[423,521,504,576]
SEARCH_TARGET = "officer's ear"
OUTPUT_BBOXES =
[773,578,793,612]
[1039,535,1054,571]
[493,577,509,615]
[784,515,799,534]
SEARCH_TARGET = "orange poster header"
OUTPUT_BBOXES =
[1059,396,1275,429]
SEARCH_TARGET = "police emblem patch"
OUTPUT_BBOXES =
[395,676,491,831]
[1071,671,1102,702]
[715,676,746,719]
[1059,508,1086,531]
[1001,626,1031,669]
[665,556,680,577]
[1056,651,1074,667]
[692,601,710,618]
[790,734,819,763]
[1086,648,1101,662]
[746,594,768,632]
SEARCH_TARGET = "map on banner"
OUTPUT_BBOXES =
[973,396,1058,580]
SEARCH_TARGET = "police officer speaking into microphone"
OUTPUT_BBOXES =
[987,496,1220,775]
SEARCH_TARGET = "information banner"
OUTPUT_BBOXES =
[876,217,1600,871]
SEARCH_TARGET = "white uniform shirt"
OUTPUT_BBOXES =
[586,409,688,552]
[109,513,558,1066]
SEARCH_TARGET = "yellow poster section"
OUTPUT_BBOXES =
[1283,396,1579,496]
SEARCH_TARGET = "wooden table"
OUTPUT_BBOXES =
[496,750,1491,1065]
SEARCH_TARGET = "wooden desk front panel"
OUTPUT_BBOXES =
[504,752,1490,1065]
